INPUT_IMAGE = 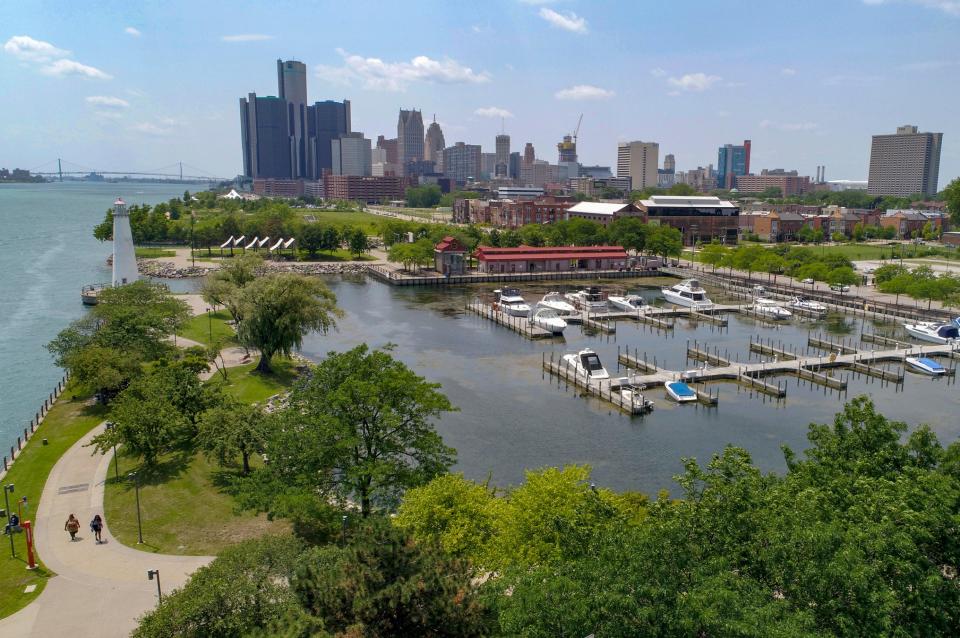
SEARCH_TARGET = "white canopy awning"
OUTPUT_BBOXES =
[257,236,271,248]
[283,237,296,249]
[220,236,234,248]
[269,238,284,251]
[233,235,246,246]
[245,237,259,250]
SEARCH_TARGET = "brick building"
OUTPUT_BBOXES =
[474,245,628,273]
[322,175,404,202]
[636,195,740,245]
[565,201,644,226]
[734,169,812,196]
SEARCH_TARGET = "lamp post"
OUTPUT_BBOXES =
[206,307,212,341]
[105,422,119,480]
[129,472,143,544]
[3,484,14,558]
[190,213,196,268]
[147,569,162,603]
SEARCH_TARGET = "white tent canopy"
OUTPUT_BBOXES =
[282,237,296,249]
[269,238,284,251]
[233,235,246,246]
[245,237,259,250]
[220,236,234,249]
[257,236,271,248]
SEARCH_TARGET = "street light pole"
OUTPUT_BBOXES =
[105,422,119,480]
[3,484,14,558]
[130,472,143,544]
[206,308,212,341]
[147,569,162,603]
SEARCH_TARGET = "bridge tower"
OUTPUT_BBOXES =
[57,158,63,182]
[111,198,139,286]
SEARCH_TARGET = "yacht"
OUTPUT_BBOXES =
[903,321,959,344]
[493,288,531,317]
[608,294,649,313]
[751,297,793,320]
[530,307,567,335]
[665,380,698,403]
[565,286,608,312]
[613,378,654,413]
[661,279,713,309]
[905,356,947,376]
[788,296,827,313]
[537,292,577,316]
[561,348,610,380]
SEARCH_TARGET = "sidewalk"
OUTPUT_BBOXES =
[0,423,211,638]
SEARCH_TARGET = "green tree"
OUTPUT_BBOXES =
[197,399,270,475]
[646,225,683,260]
[345,226,370,258]
[93,281,191,360]
[64,344,141,403]
[201,253,262,327]
[606,216,648,254]
[667,183,696,196]
[827,266,858,292]
[698,241,727,272]
[298,224,325,258]
[237,273,341,373]
[943,177,960,225]
[754,250,785,283]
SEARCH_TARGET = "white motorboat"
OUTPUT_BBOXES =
[665,380,698,403]
[537,292,577,316]
[788,296,827,313]
[905,356,946,376]
[661,279,713,309]
[564,286,608,312]
[561,348,610,380]
[493,287,531,317]
[530,307,567,335]
[903,321,959,344]
[751,297,793,320]
[613,377,654,413]
[608,294,649,313]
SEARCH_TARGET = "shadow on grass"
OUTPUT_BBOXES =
[109,448,196,489]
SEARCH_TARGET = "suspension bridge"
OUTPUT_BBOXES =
[28,158,233,183]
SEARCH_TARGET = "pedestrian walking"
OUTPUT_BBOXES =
[90,514,104,543]
[64,513,80,541]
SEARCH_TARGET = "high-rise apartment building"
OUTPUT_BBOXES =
[331,132,372,177]
[617,141,659,191]
[277,60,308,178]
[308,99,351,179]
[240,94,291,179]
[867,125,943,197]
[481,153,497,180]
[443,142,482,186]
[424,116,445,164]
[716,140,751,190]
[509,152,521,180]
[397,109,424,176]
[495,134,510,178]
[664,154,676,173]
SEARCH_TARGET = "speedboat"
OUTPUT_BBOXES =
[530,307,567,335]
[561,348,610,380]
[903,321,959,344]
[661,279,713,309]
[537,292,577,316]
[613,377,654,413]
[665,380,698,403]
[905,356,946,376]
[608,294,649,313]
[565,286,608,312]
[751,297,793,320]
[789,296,827,313]
[493,288,531,317]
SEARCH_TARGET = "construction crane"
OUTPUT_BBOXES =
[557,113,583,163]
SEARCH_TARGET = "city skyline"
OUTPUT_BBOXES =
[2,0,959,183]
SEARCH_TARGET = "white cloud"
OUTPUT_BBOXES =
[538,8,587,33]
[474,106,514,118]
[317,49,491,91]
[781,67,797,76]
[129,117,179,136]
[85,95,129,108]
[124,27,142,37]
[667,73,721,92]
[554,84,614,100]
[519,0,558,4]
[41,59,111,79]
[3,35,69,62]
[862,0,960,16]
[650,68,667,78]
[220,34,274,42]
[760,119,818,132]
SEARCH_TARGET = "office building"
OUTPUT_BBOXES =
[331,133,372,177]
[617,141,659,191]
[322,175,404,202]
[566,201,643,226]
[443,142,482,185]
[240,94,291,179]
[277,60,308,178]
[570,176,632,198]
[580,165,613,179]
[867,125,943,197]
[509,151,521,180]
[735,169,811,197]
[307,99,351,179]
[663,154,676,174]
[495,134,510,178]
[558,135,577,163]
[636,195,739,244]
[397,109,424,176]
[716,140,751,190]
[424,116,445,165]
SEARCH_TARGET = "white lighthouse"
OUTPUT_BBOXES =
[111,197,139,286]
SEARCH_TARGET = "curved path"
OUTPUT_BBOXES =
[0,423,211,637]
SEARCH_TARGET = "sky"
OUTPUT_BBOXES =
[2,0,959,184]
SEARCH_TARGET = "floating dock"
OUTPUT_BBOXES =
[465,301,554,339]
[542,352,655,415]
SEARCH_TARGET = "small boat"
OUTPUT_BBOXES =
[666,380,698,403]
[751,297,793,320]
[661,279,713,309]
[530,307,567,335]
[608,294,649,312]
[905,356,946,376]
[788,296,827,313]
[493,288,531,317]
[903,322,959,344]
[561,348,610,380]
[614,378,654,413]
[565,286,608,312]
[537,292,577,316]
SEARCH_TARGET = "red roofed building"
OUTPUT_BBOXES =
[474,245,628,273]
[434,236,468,275]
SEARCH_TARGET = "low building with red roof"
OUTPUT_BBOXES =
[434,236,468,275]
[473,244,628,274]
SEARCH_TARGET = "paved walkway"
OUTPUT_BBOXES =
[0,424,211,638]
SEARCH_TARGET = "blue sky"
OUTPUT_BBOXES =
[2,0,958,185]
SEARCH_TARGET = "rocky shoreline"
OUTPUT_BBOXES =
[138,258,371,279]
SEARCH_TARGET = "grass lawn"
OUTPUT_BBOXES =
[179,310,235,348]
[296,249,376,262]
[0,389,107,619]
[205,358,300,404]
[299,209,384,234]
[134,247,177,258]
[103,450,288,555]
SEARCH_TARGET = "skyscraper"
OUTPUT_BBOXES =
[557,135,577,163]
[424,116,445,164]
[867,125,943,197]
[277,60,308,178]
[716,140,751,189]
[521,143,536,185]
[240,93,291,179]
[331,132,372,177]
[664,154,676,173]
[397,109,425,176]
[617,141,659,191]
[495,134,510,178]
[443,142,482,186]
[509,151,521,180]
[307,99,351,179]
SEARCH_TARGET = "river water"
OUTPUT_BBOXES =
[2,183,957,494]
